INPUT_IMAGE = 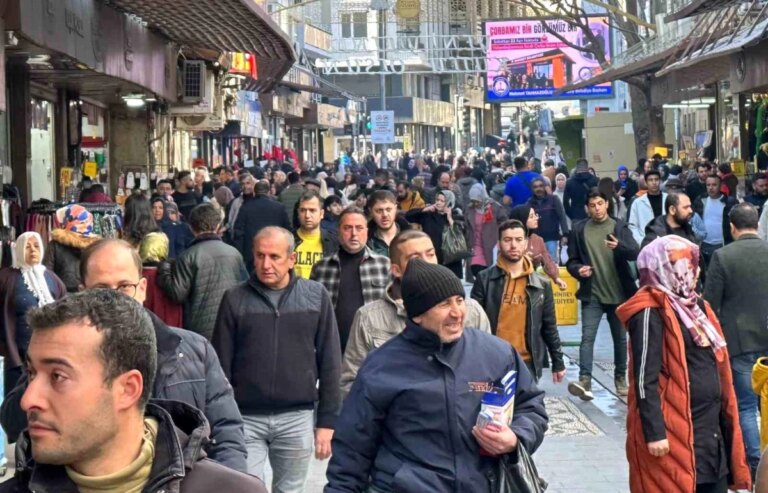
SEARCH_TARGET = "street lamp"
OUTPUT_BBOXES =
[370,0,389,168]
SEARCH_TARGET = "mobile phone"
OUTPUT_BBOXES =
[606,234,613,241]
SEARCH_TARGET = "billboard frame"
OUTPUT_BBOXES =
[483,15,614,103]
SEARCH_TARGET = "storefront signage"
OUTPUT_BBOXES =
[396,0,420,19]
[371,111,395,144]
[239,91,263,138]
[412,98,455,127]
[317,104,346,129]
[484,17,612,101]
[230,53,258,79]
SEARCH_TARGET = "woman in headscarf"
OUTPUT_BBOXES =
[139,230,183,328]
[43,204,101,292]
[616,165,639,199]
[464,183,508,277]
[509,205,567,290]
[405,189,464,278]
[616,236,751,493]
[0,232,66,395]
[151,196,194,259]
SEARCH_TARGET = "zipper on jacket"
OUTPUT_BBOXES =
[526,290,536,377]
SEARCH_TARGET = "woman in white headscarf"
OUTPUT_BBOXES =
[0,232,66,395]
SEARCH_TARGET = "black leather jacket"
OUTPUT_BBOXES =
[470,267,565,380]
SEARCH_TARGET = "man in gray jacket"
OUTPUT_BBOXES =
[340,230,491,396]
[704,202,768,476]
[158,203,248,340]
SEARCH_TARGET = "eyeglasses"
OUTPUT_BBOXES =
[91,281,141,297]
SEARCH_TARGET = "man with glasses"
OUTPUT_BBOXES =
[0,239,248,473]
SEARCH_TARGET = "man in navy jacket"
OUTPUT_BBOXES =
[325,260,547,493]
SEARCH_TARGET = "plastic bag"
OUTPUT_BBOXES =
[442,224,472,265]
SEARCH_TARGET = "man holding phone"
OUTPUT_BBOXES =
[566,189,640,401]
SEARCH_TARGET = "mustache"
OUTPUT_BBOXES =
[28,411,58,432]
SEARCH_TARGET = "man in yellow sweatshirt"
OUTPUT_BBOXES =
[471,219,566,383]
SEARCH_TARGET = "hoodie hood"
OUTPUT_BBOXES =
[497,254,534,279]
[468,183,488,203]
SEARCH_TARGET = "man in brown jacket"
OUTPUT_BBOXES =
[1,289,265,493]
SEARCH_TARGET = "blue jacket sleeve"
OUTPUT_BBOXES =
[202,339,248,473]
[324,372,386,493]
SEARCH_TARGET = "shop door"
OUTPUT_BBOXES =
[29,99,55,201]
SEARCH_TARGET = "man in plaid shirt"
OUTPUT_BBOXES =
[311,206,391,353]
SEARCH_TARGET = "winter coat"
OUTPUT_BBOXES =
[464,200,508,267]
[366,216,411,257]
[42,229,100,292]
[0,268,66,369]
[617,287,751,493]
[471,266,565,380]
[143,266,183,328]
[1,310,248,472]
[456,176,479,210]
[397,191,425,211]
[159,219,194,259]
[340,283,491,396]
[157,234,248,340]
[628,193,668,245]
[752,357,768,451]
[405,208,463,266]
[278,184,305,228]
[0,400,265,493]
[213,273,342,428]
[566,218,640,302]
[233,195,291,271]
[703,234,768,358]
[563,172,599,221]
[527,194,569,242]
[640,215,698,250]
[325,323,548,493]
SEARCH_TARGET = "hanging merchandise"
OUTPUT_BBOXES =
[125,172,136,190]
[139,172,149,191]
[25,201,123,244]
[83,161,98,179]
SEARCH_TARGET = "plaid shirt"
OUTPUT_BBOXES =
[310,247,391,307]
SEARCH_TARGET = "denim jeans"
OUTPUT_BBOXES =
[730,352,767,470]
[579,298,627,379]
[544,240,559,265]
[243,410,315,493]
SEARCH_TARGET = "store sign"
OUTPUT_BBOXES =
[484,17,612,101]
[396,0,420,19]
[317,104,346,129]
[230,52,258,79]
[370,111,395,144]
[239,91,263,138]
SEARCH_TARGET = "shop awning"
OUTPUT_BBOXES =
[104,0,295,88]
[665,0,735,22]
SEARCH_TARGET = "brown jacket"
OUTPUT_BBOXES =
[398,191,425,211]
[616,287,751,493]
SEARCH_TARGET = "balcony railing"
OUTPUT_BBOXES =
[305,24,332,51]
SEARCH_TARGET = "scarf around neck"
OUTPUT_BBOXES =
[13,232,54,307]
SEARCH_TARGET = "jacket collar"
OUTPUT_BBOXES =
[17,400,209,493]
[401,319,461,353]
[735,233,761,241]
[248,271,298,297]
[485,261,546,290]
[330,246,375,264]
[189,232,221,246]
[147,309,182,356]
[384,280,407,317]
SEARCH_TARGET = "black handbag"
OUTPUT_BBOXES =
[441,223,472,264]
[490,442,547,493]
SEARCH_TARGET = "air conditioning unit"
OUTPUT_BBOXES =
[182,60,207,103]
[170,69,216,116]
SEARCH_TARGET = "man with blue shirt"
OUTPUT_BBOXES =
[503,156,541,208]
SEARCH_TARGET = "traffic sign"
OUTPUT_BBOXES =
[370,110,395,144]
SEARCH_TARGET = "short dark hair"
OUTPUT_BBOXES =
[531,177,546,187]
[324,195,342,210]
[80,239,143,284]
[298,190,322,208]
[644,170,661,181]
[696,162,710,172]
[754,173,768,184]
[177,170,192,181]
[397,180,411,190]
[586,188,609,204]
[27,289,157,410]
[339,205,367,224]
[513,156,528,171]
[664,192,688,213]
[729,202,759,230]
[718,163,732,174]
[219,166,234,175]
[390,229,431,265]
[157,179,174,189]
[287,172,300,185]
[368,190,397,209]
[189,203,222,233]
[498,219,528,240]
[544,159,555,168]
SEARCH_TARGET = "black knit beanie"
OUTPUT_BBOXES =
[401,259,465,319]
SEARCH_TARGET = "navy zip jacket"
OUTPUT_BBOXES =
[325,322,547,493]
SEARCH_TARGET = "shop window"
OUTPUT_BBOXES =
[341,12,367,38]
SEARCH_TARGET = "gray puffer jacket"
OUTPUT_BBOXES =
[157,234,248,340]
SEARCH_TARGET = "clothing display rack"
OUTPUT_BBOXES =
[25,201,123,244]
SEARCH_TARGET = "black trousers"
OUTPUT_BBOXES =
[695,476,727,493]
[470,264,487,278]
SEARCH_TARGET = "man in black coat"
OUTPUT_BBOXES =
[563,158,599,221]
[0,240,248,473]
[0,290,263,493]
[234,180,291,271]
[641,193,698,249]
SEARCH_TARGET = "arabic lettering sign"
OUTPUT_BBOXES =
[485,18,612,102]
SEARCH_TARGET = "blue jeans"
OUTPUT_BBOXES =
[579,298,627,379]
[730,352,767,470]
[244,410,315,493]
[545,240,559,265]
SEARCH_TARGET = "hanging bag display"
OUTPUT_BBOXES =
[442,223,471,264]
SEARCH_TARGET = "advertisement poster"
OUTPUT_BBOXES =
[485,18,612,102]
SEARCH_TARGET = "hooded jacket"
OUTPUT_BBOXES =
[0,400,265,493]
[325,323,548,493]
[563,172,599,221]
[471,260,565,380]
[157,234,248,340]
[42,229,100,292]
[617,288,751,493]
[0,311,248,473]
[752,357,768,452]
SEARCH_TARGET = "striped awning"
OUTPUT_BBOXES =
[104,0,295,87]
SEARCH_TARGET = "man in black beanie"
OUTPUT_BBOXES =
[326,259,548,493]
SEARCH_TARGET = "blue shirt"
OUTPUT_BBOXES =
[504,171,541,207]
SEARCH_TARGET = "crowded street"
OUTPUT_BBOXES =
[1,0,768,493]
